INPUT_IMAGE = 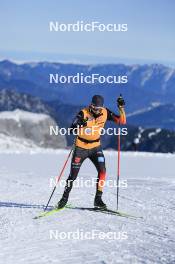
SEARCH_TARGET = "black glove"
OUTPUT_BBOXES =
[71,111,88,129]
[80,117,88,127]
[117,94,125,107]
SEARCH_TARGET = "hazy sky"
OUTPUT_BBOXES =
[0,0,174,64]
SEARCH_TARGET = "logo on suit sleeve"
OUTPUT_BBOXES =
[98,157,105,162]
[74,157,81,163]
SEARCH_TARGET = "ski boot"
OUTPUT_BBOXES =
[56,195,68,209]
[94,190,107,209]
[56,178,73,209]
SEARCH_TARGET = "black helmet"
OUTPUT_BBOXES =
[91,95,104,107]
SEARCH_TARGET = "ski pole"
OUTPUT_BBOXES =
[116,94,125,211]
[44,143,75,211]
[116,127,121,211]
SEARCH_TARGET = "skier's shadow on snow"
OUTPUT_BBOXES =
[0,202,52,210]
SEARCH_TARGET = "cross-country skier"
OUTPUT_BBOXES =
[56,95,126,209]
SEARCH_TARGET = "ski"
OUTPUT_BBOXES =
[66,205,142,219]
[34,204,142,219]
[33,205,70,220]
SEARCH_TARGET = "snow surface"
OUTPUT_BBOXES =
[0,150,175,264]
[0,133,40,152]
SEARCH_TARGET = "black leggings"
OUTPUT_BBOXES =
[63,146,106,197]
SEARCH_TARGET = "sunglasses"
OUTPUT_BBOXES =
[90,104,103,112]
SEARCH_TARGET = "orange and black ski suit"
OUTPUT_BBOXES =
[63,107,126,197]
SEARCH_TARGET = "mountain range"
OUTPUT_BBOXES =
[127,103,175,130]
[0,60,175,114]
[0,60,174,152]
[0,89,174,153]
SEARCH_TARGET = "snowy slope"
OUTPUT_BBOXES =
[0,133,41,152]
[0,109,66,149]
[0,150,175,264]
[0,109,49,122]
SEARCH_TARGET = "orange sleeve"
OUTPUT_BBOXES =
[106,107,126,125]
